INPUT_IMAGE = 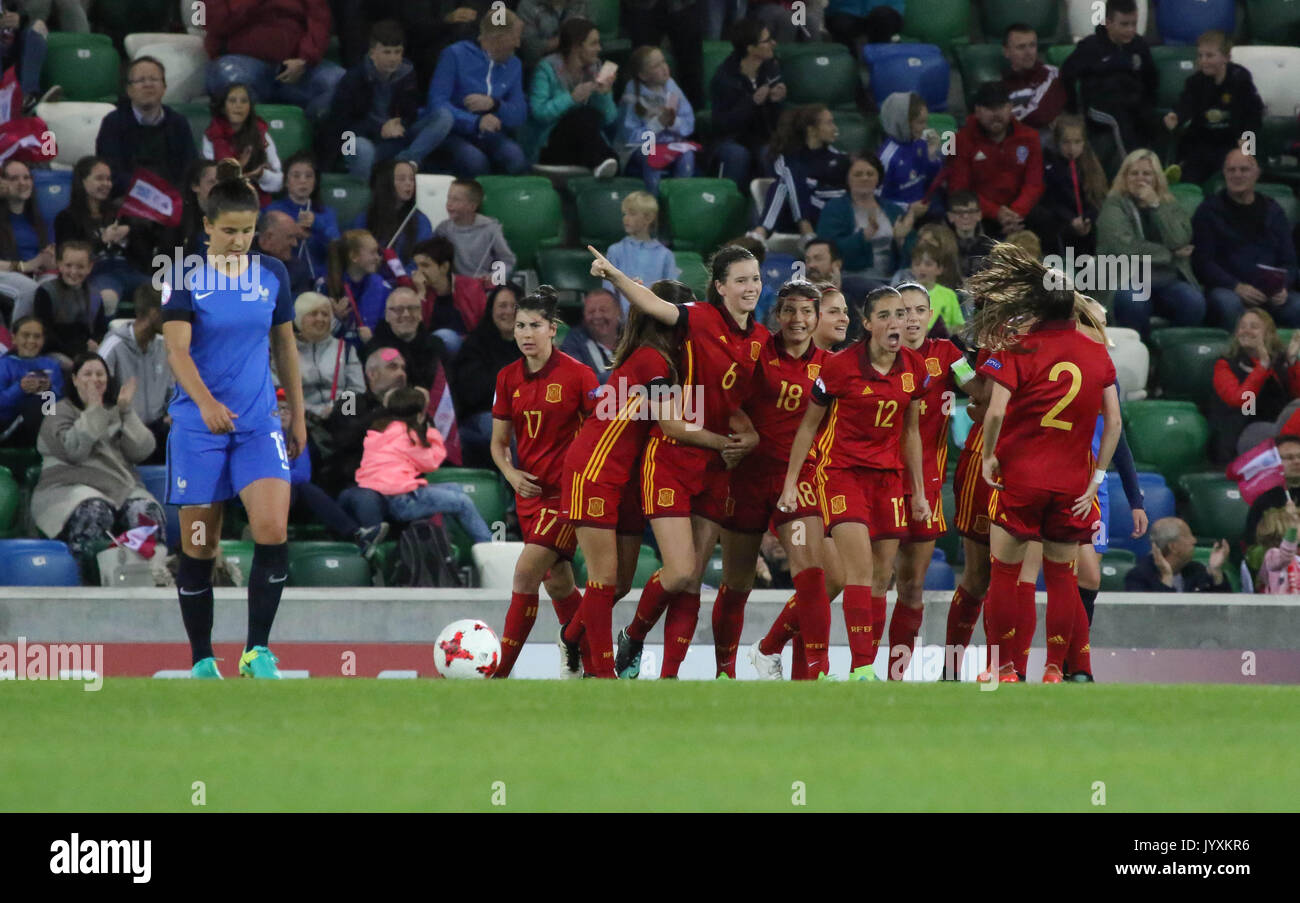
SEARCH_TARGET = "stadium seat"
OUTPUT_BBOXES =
[700,41,733,110]
[700,548,724,588]
[134,465,179,548]
[0,539,81,586]
[1169,182,1204,219]
[1150,45,1198,111]
[924,556,956,590]
[1245,0,1300,45]
[413,173,453,231]
[587,0,630,57]
[981,0,1060,39]
[954,43,1006,108]
[218,540,254,586]
[472,541,526,590]
[132,39,206,104]
[538,247,604,303]
[477,176,564,270]
[862,44,951,112]
[320,174,372,229]
[1180,474,1249,548]
[674,251,708,299]
[33,169,73,225]
[1256,182,1299,225]
[42,40,120,103]
[899,0,971,51]
[761,253,800,297]
[425,467,509,529]
[0,466,19,538]
[1067,0,1148,41]
[1230,46,1300,118]
[831,110,871,155]
[170,101,210,150]
[1260,115,1300,188]
[1153,0,1235,45]
[46,31,112,51]
[0,447,39,476]
[1109,337,1150,401]
[574,180,642,248]
[1106,472,1175,557]
[35,101,114,167]
[124,32,196,57]
[659,178,747,254]
[1152,332,1225,405]
[632,545,660,588]
[553,320,570,346]
[1044,45,1073,68]
[258,104,312,162]
[1122,400,1210,483]
[1099,550,1136,591]
[780,43,860,108]
[287,549,373,587]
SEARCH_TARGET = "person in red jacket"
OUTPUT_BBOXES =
[948,82,1044,240]
[204,0,345,121]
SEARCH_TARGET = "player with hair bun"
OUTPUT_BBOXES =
[490,285,600,678]
[162,158,306,679]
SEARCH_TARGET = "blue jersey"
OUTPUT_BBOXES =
[161,253,294,434]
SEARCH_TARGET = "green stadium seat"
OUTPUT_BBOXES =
[900,0,971,51]
[659,178,747,254]
[0,447,40,478]
[1151,45,1198,111]
[1169,182,1204,219]
[43,40,121,102]
[588,0,631,56]
[1151,328,1228,404]
[780,43,860,108]
[286,541,360,564]
[218,540,255,586]
[538,247,604,303]
[0,466,19,538]
[1261,115,1300,188]
[1100,550,1136,591]
[1257,182,1299,225]
[574,180,642,247]
[928,112,958,139]
[288,549,373,587]
[700,547,724,588]
[633,545,661,588]
[1122,400,1210,482]
[673,250,709,299]
[171,101,209,150]
[426,467,510,529]
[1245,0,1300,44]
[565,174,643,199]
[554,320,570,346]
[831,110,871,155]
[981,0,1060,40]
[1149,326,1230,354]
[258,104,313,161]
[477,176,564,269]
[701,41,733,110]
[46,31,113,51]
[1180,474,1250,548]
[320,174,373,228]
[954,43,1006,108]
[1044,44,1073,68]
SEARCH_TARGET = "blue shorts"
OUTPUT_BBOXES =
[165,422,291,505]
[1091,479,1110,554]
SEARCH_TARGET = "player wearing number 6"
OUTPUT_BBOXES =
[162,159,307,680]
[967,243,1121,683]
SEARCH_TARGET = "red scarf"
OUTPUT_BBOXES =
[204,115,271,205]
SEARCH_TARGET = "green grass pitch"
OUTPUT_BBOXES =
[4,680,1299,812]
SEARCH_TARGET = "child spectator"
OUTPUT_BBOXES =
[0,315,62,447]
[519,0,591,71]
[1164,30,1264,187]
[433,178,516,280]
[949,82,1044,239]
[97,284,172,463]
[353,159,432,269]
[603,190,678,314]
[355,385,493,541]
[528,17,619,174]
[753,104,848,242]
[266,151,340,286]
[710,18,786,192]
[410,236,488,356]
[909,240,964,333]
[1025,115,1108,257]
[202,83,282,203]
[327,230,393,346]
[892,222,963,290]
[620,44,696,194]
[877,92,942,212]
[321,19,455,183]
[1253,502,1300,594]
[945,190,996,278]
[34,240,103,367]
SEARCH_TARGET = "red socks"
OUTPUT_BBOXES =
[1042,558,1080,673]
[887,603,924,679]
[1015,581,1036,676]
[496,591,539,678]
[793,568,830,678]
[1066,591,1092,676]
[945,585,983,675]
[870,593,887,660]
[553,588,582,631]
[759,594,799,656]
[986,557,1022,674]
[660,591,700,677]
[843,584,874,670]
[791,636,808,680]
[627,572,673,642]
[574,581,618,677]
[711,584,751,678]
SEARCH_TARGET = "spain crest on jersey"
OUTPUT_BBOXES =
[807,363,821,380]
[587,497,605,518]
[657,488,675,508]
[925,357,942,377]
[902,373,915,392]
[751,341,761,361]
[546,384,562,403]
[830,495,847,515]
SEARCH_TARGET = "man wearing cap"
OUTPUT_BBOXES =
[949,81,1044,239]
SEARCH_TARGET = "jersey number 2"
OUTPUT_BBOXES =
[1040,362,1082,431]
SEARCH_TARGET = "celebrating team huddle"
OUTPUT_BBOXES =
[485,239,1141,682]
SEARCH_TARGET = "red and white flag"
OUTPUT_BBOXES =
[429,360,462,466]
[382,248,414,288]
[110,517,160,560]
[0,67,19,125]
[1227,438,1285,504]
[118,169,183,228]
[0,115,54,165]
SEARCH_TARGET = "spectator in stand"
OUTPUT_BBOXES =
[1251,502,1300,593]
[327,229,392,346]
[426,10,530,177]
[266,151,338,286]
[1164,30,1263,188]
[202,83,283,204]
[1060,0,1158,163]
[1025,114,1108,257]
[0,157,53,320]
[602,190,678,315]
[204,0,345,121]
[518,0,590,72]
[945,190,995,278]
[432,178,516,281]
[34,241,103,367]
[320,19,455,183]
[409,236,487,357]
[319,344,406,500]
[623,0,704,107]
[1124,517,1232,593]
[560,288,622,383]
[619,45,696,194]
[1208,309,1300,464]
[180,159,217,256]
[709,18,785,192]
[1098,148,1205,340]
[528,17,620,175]
[274,291,364,420]
[0,315,62,447]
[907,243,963,333]
[353,159,432,270]
[95,56,198,198]
[254,209,317,297]
[329,0,444,89]
[1000,23,1067,144]
[1193,149,1300,329]
[361,286,450,391]
[31,352,165,579]
[751,0,826,43]
[891,222,962,290]
[825,0,903,59]
[877,92,943,214]
[949,82,1044,240]
[752,105,849,242]
[97,285,172,464]
[451,282,522,465]
[816,153,916,295]
[1244,433,1300,552]
[17,0,85,35]
[1,1,56,112]
[433,0,493,55]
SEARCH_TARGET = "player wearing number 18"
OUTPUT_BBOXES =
[967,243,1121,684]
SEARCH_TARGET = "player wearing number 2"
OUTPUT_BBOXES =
[490,287,600,679]
[162,159,307,680]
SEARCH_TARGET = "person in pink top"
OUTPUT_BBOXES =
[355,386,493,542]
[1255,502,1300,594]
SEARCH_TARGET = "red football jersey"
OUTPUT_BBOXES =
[493,350,599,494]
[562,345,673,487]
[809,343,926,471]
[913,337,968,488]
[977,321,1116,495]
[744,334,827,466]
[960,349,992,455]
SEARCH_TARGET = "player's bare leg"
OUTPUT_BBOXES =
[890,539,934,679]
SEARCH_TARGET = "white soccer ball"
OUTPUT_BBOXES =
[434,619,501,679]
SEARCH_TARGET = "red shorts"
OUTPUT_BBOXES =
[903,482,947,543]
[641,437,729,524]
[953,445,992,543]
[816,466,909,540]
[517,493,578,560]
[770,458,822,531]
[726,457,786,534]
[563,470,646,536]
[988,484,1096,544]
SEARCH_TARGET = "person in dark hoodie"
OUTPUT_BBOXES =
[1163,30,1264,187]
[94,56,198,197]
[709,18,786,193]
[1059,0,1158,165]
[450,282,523,466]
[948,82,1044,239]
[752,104,848,242]
[319,19,455,182]
[1025,114,1110,257]
[999,23,1067,143]
[361,286,450,391]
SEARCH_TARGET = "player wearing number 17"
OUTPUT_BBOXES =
[968,243,1121,683]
